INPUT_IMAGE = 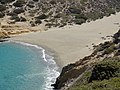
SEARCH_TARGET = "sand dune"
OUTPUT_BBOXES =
[10,13,120,68]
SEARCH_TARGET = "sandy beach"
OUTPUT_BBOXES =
[10,13,120,68]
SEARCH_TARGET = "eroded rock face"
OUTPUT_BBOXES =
[52,64,88,89]
[0,31,9,39]
[0,23,39,40]
[52,56,94,89]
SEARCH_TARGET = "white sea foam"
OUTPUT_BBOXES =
[9,40,48,62]
[42,54,60,90]
[9,40,60,90]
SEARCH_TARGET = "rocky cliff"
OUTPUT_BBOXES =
[53,30,120,89]
[0,0,120,28]
[0,23,38,40]
[0,30,9,40]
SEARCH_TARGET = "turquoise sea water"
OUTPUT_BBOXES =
[0,41,59,90]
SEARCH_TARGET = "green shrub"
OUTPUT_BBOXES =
[70,77,120,90]
[80,0,88,4]
[0,5,6,11]
[0,0,15,4]
[36,14,48,19]
[89,60,120,82]
[68,7,81,14]
[107,8,116,15]
[0,12,5,18]
[74,19,86,25]
[10,15,20,22]
[75,14,88,20]
[70,57,120,90]
[103,44,115,54]
[13,0,25,7]
[35,19,42,25]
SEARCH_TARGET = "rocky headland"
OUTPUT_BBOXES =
[52,30,120,89]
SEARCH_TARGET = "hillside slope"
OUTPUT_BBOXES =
[69,57,120,90]
[53,30,120,89]
[0,0,120,28]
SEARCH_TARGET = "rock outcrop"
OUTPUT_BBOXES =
[0,23,38,40]
[0,30,9,39]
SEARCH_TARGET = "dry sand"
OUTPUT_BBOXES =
[10,13,120,68]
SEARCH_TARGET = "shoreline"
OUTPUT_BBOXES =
[9,12,120,68]
[14,40,62,70]
[9,38,63,69]
[0,41,60,90]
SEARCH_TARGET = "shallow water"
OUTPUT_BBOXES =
[0,41,59,90]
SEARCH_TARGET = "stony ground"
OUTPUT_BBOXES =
[0,0,120,28]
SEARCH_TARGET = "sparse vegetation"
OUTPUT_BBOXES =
[35,14,48,19]
[54,30,120,89]
[69,57,120,90]
[0,0,120,27]
[70,77,120,90]
[13,0,25,7]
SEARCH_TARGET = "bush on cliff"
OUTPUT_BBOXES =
[89,59,120,82]
[69,57,120,90]
[71,77,120,90]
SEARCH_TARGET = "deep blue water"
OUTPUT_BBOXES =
[0,41,59,90]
